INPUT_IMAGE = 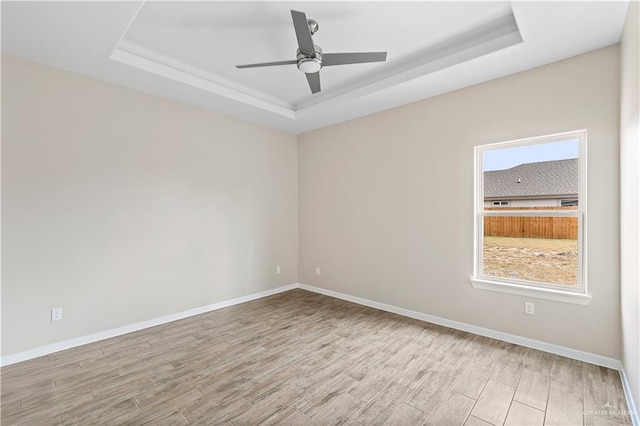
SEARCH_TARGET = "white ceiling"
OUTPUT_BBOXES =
[1,1,630,134]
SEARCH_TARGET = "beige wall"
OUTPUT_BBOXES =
[1,41,627,365]
[299,46,621,358]
[620,0,640,413]
[1,55,299,356]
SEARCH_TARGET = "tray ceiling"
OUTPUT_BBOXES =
[1,1,630,133]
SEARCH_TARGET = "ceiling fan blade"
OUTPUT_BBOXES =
[305,72,321,94]
[236,60,297,69]
[291,10,315,56]
[322,52,387,66]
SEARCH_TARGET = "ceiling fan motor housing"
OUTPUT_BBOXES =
[297,45,323,73]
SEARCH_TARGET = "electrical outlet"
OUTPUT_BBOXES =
[524,301,535,315]
[276,266,281,275]
[315,266,321,275]
[51,308,63,321]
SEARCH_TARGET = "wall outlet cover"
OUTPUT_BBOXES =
[524,302,535,315]
[51,308,63,321]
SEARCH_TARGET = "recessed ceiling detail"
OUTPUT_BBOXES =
[1,2,630,133]
[110,2,522,118]
[111,40,297,118]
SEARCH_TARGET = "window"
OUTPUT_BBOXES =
[471,130,590,305]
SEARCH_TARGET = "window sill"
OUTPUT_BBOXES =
[470,278,592,305]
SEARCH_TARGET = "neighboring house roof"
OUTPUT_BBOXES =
[484,158,578,199]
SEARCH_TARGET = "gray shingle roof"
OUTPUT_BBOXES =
[484,158,578,199]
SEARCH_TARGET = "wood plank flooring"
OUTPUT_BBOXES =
[1,289,632,425]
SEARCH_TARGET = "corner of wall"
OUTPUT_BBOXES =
[620,0,640,418]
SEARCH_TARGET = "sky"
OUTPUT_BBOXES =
[483,139,579,171]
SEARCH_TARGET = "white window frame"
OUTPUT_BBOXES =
[470,130,591,305]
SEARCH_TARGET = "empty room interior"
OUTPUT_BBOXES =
[2,1,639,425]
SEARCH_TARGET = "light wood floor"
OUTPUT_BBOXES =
[1,289,632,425]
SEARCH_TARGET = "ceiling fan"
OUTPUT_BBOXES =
[236,10,387,94]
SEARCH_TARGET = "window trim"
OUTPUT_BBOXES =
[471,130,590,305]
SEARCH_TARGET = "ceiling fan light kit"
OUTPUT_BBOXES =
[297,57,322,74]
[297,46,322,74]
[236,10,387,94]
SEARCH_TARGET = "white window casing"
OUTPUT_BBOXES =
[471,130,590,305]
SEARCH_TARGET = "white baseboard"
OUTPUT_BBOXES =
[298,283,621,370]
[620,366,640,426]
[300,284,640,423]
[3,281,637,422]
[0,283,297,367]
[4,281,636,421]
[4,282,622,371]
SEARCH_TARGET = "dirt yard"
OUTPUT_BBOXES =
[483,236,578,286]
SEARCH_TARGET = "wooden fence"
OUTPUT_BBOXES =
[484,206,578,240]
